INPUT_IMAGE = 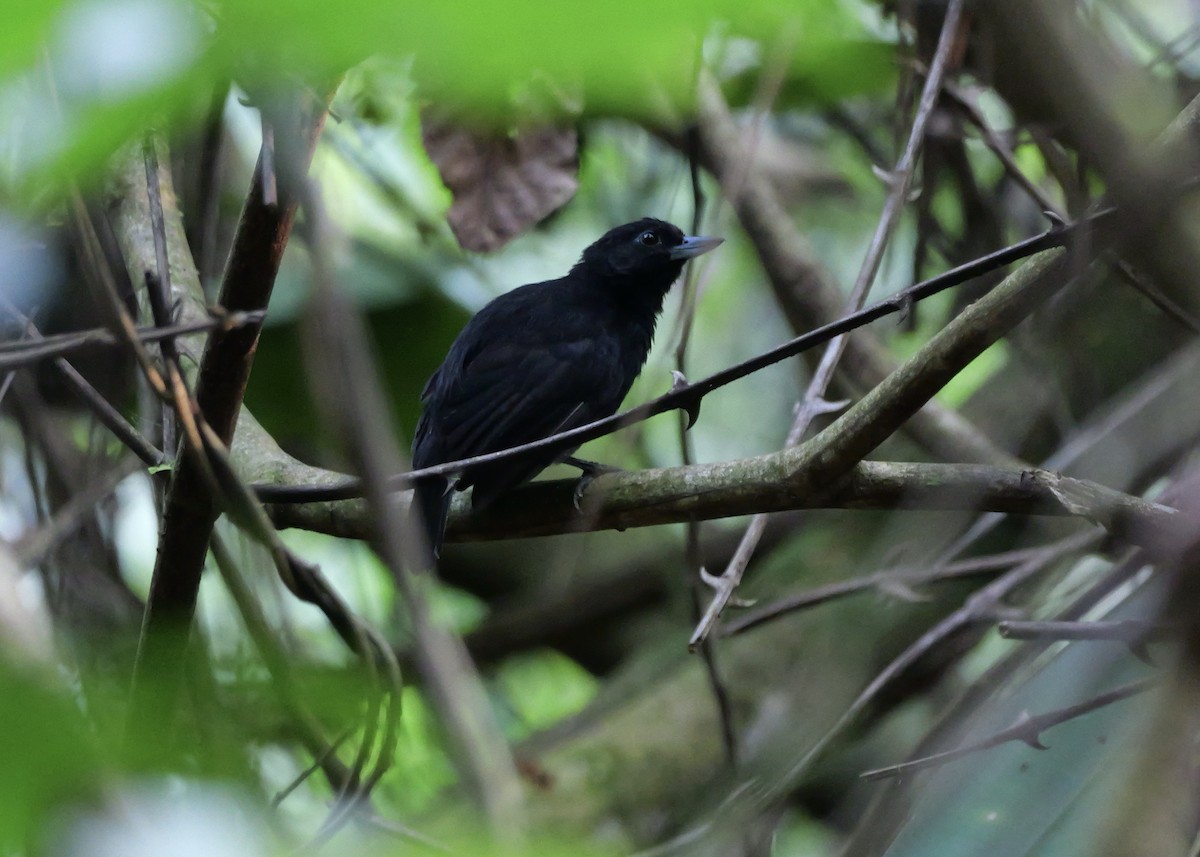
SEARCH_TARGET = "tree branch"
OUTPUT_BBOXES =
[115,99,328,737]
[269,459,1179,550]
[690,74,1015,468]
[699,0,968,647]
[860,677,1156,781]
[0,310,267,372]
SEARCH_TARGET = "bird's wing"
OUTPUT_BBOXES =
[435,338,614,461]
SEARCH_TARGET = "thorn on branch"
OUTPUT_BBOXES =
[871,163,902,188]
[1129,642,1155,666]
[669,370,702,429]
[1008,710,1051,750]
[875,579,930,603]
[699,567,757,608]
[1044,209,1068,230]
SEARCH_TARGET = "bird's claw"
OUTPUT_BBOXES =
[573,474,592,510]
[566,457,621,510]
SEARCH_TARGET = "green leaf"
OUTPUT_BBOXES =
[0,665,102,849]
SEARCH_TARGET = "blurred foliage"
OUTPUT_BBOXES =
[0,0,894,202]
[0,663,101,852]
[3,0,1197,855]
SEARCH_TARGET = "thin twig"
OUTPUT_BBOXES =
[0,296,165,466]
[143,136,182,454]
[191,80,231,289]
[0,310,268,372]
[692,0,968,649]
[998,618,1168,662]
[675,138,738,769]
[271,729,355,806]
[1109,258,1200,335]
[721,542,1079,638]
[295,177,520,843]
[362,815,456,855]
[997,618,1168,642]
[860,677,1157,781]
[68,191,170,400]
[143,138,213,478]
[13,458,140,567]
[939,79,1065,218]
[211,531,360,799]
[773,530,1097,794]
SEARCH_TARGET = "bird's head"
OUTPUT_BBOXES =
[573,218,723,295]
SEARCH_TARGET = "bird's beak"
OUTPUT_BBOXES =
[669,235,724,261]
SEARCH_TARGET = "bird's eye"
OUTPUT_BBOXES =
[638,230,660,246]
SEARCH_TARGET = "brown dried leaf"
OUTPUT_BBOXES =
[422,117,579,253]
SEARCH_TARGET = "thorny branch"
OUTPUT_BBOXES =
[693,0,968,649]
[999,619,1169,662]
[720,542,1079,638]
[753,531,1098,818]
[860,677,1157,781]
[688,72,1013,468]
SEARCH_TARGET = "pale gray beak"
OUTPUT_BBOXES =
[669,235,724,260]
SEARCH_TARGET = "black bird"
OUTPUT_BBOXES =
[410,217,723,563]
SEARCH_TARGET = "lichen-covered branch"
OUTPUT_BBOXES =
[267,458,1177,550]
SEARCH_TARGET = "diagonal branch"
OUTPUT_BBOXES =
[860,677,1156,781]
[688,72,1014,469]
[721,541,1084,638]
[117,99,329,737]
[701,0,968,646]
[689,241,1078,646]
[297,180,524,840]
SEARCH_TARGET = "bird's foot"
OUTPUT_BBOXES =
[564,456,621,478]
[565,457,622,510]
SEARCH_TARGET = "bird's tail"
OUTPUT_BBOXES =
[409,477,452,569]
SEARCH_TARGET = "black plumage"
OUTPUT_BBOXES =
[410,217,722,563]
